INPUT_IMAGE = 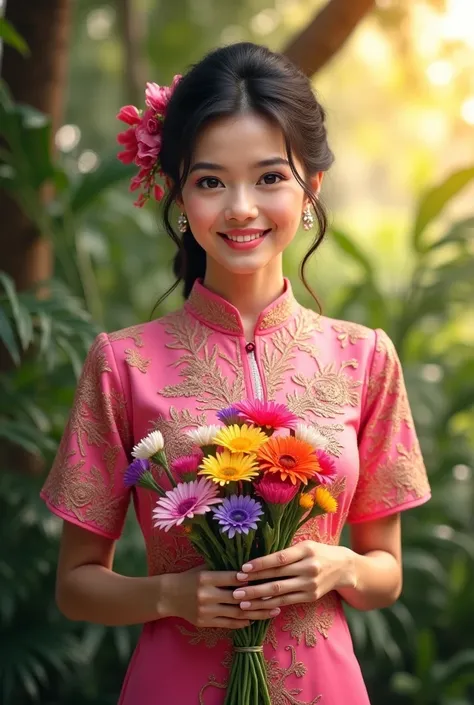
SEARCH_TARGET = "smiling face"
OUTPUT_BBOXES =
[179,112,322,282]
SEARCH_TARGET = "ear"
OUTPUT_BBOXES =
[304,171,324,207]
[165,176,184,210]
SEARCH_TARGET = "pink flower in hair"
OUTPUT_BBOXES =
[117,74,182,207]
[117,127,138,164]
[117,105,141,126]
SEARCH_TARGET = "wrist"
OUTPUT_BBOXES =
[149,573,174,620]
[341,546,359,590]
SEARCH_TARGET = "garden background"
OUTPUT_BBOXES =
[0,0,473,703]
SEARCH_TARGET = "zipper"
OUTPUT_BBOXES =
[245,342,264,400]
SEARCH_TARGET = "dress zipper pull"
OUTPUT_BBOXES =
[245,341,264,400]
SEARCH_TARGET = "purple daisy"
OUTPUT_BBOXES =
[212,495,263,539]
[216,405,244,426]
[124,458,150,487]
[152,477,222,531]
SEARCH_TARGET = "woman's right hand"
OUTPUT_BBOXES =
[160,567,280,629]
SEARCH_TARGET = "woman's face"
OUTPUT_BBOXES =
[180,112,322,277]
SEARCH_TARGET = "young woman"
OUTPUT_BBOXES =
[41,42,431,704]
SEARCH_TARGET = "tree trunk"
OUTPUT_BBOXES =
[0,0,71,291]
[0,0,72,474]
[116,0,148,105]
[283,0,375,77]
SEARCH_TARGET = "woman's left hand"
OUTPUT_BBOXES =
[232,540,356,612]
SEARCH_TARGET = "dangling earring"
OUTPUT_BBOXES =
[177,212,188,233]
[302,205,314,231]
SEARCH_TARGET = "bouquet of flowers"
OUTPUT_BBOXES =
[124,400,338,705]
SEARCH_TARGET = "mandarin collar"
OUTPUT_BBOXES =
[184,278,298,336]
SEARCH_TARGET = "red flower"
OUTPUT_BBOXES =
[116,105,141,126]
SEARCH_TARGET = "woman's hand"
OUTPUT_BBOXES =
[160,566,281,629]
[231,541,356,612]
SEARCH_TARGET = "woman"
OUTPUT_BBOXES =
[41,42,431,704]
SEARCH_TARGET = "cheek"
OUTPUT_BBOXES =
[183,192,218,229]
[268,191,303,229]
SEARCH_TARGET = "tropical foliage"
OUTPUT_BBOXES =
[1,3,473,704]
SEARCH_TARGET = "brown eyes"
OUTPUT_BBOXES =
[196,173,285,189]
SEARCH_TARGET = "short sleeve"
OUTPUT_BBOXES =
[40,333,132,539]
[347,329,431,524]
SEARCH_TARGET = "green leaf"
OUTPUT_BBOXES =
[0,19,30,56]
[15,104,55,188]
[428,217,474,252]
[0,272,33,351]
[413,166,474,251]
[0,307,20,365]
[330,227,375,277]
[69,154,136,215]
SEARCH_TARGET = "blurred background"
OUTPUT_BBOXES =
[0,0,473,703]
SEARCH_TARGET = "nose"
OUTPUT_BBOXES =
[224,186,258,222]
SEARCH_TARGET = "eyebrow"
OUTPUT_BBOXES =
[189,157,290,173]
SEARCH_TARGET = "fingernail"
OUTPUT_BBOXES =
[233,590,246,599]
[241,563,253,572]
[270,608,280,617]
[240,601,251,609]
[262,596,272,601]
[237,572,249,581]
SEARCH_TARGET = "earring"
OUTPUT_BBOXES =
[177,212,188,233]
[302,206,314,231]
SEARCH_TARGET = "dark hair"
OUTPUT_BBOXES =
[158,41,334,304]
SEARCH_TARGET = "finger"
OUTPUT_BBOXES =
[233,577,304,603]
[236,562,305,583]
[200,570,247,587]
[240,545,307,576]
[212,604,278,621]
[239,592,309,611]
[238,607,282,621]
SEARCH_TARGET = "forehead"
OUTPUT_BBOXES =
[192,112,287,163]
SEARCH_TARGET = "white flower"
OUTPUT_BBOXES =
[186,425,221,447]
[295,423,329,451]
[132,430,164,459]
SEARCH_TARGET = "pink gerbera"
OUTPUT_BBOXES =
[234,399,299,432]
[255,474,300,504]
[313,449,337,485]
[171,453,203,480]
[152,477,221,531]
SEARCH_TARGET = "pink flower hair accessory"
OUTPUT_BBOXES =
[116,75,182,207]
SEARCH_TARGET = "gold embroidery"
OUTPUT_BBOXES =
[159,311,245,411]
[187,287,241,334]
[287,359,361,420]
[351,441,429,519]
[42,447,125,536]
[267,646,322,705]
[261,308,321,400]
[109,324,145,347]
[258,296,295,330]
[146,532,202,576]
[332,321,369,349]
[282,592,339,648]
[124,348,150,373]
[177,625,231,647]
[152,406,208,465]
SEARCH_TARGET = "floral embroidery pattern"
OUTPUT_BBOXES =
[350,442,429,520]
[159,311,245,410]
[258,296,296,330]
[282,593,339,648]
[109,324,145,347]
[267,646,322,705]
[332,321,369,349]
[125,348,151,373]
[187,287,241,334]
[288,359,361,420]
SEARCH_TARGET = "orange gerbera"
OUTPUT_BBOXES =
[256,436,318,485]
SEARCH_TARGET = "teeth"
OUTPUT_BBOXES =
[226,232,264,242]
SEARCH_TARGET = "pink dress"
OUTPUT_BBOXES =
[41,278,431,704]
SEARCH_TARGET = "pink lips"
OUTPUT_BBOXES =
[219,228,270,251]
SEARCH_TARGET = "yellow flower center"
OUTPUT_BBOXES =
[279,454,297,469]
[221,466,239,478]
[231,438,251,451]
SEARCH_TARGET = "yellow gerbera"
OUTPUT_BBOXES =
[314,487,338,514]
[199,450,259,486]
[299,494,315,510]
[213,424,268,454]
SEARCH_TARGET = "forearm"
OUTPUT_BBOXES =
[56,564,167,626]
[337,548,402,611]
